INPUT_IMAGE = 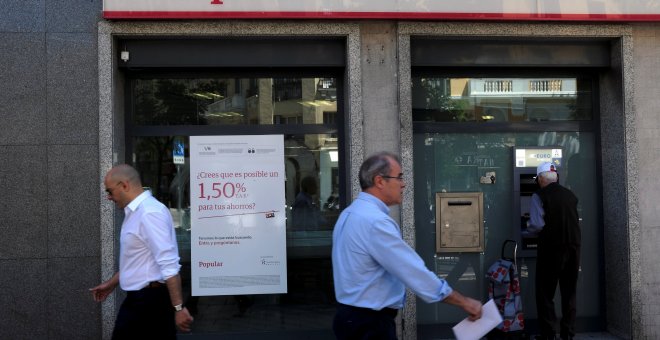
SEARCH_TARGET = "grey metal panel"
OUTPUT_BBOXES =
[46,0,102,33]
[48,257,102,340]
[0,146,48,259]
[118,37,346,68]
[0,33,47,145]
[0,259,48,339]
[47,33,99,145]
[0,0,45,32]
[411,39,611,67]
[48,145,100,258]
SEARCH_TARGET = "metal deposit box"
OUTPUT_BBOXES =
[435,192,484,253]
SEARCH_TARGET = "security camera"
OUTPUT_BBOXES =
[120,51,129,62]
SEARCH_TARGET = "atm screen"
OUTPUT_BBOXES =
[519,173,538,251]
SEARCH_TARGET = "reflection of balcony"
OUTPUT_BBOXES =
[483,80,513,93]
[206,95,246,114]
[529,79,562,92]
[316,78,337,101]
[468,78,576,97]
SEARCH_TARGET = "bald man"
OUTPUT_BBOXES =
[90,164,193,339]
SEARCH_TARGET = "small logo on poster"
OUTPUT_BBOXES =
[199,145,216,156]
[260,255,280,266]
[265,211,275,218]
[198,260,224,268]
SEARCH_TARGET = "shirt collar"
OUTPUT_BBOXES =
[357,191,390,214]
[124,190,151,214]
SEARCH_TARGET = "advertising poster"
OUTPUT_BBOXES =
[190,135,286,296]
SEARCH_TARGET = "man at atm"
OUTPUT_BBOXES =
[526,162,581,340]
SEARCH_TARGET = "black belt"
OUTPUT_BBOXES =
[339,303,398,318]
[126,282,167,298]
[143,281,165,289]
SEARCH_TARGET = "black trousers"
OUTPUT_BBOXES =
[112,284,176,340]
[535,245,580,339]
[333,303,398,340]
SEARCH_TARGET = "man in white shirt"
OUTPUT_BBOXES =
[90,164,193,339]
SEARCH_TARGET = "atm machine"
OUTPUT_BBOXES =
[513,146,563,257]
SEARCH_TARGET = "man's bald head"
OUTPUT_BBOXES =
[107,164,142,187]
[104,164,144,208]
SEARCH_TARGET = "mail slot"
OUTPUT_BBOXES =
[435,192,484,253]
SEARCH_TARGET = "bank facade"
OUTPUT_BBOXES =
[2,1,659,339]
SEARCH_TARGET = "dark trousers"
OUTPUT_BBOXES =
[536,245,580,339]
[112,285,176,340]
[333,303,398,340]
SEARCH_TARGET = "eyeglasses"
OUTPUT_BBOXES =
[105,182,122,195]
[380,174,404,181]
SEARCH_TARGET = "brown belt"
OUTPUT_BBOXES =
[146,281,164,288]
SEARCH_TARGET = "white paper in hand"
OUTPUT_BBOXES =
[452,299,503,340]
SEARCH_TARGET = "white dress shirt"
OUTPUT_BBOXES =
[119,191,181,291]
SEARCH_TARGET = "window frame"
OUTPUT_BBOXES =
[411,68,601,134]
[123,67,348,215]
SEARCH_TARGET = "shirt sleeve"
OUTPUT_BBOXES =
[365,217,453,303]
[141,209,181,280]
[527,193,545,235]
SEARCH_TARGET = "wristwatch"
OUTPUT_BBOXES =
[174,304,184,312]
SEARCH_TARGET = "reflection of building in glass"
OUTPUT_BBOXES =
[413,77,590,122]
[134,77,339,127]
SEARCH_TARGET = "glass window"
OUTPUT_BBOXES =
[127,75,342,336]
[412,72,601,337]
[132,78,337,126]
[413,132,600,337]
[412,77,593,122]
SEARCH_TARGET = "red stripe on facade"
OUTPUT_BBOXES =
[102,10,660,21]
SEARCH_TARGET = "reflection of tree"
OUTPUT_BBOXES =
[135,137,173,203]
[155,80,201,125]
[134,79,229,125]
[132,79,227,201]
[420,79,471,122]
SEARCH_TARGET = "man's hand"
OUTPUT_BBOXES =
[461,296,483,321]
[442,290,483,321]
[166,274,194,332]
[175,307,194,332]
[89,273,119,302]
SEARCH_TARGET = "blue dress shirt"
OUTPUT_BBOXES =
[332,192,453,310]
[525,193,546,237]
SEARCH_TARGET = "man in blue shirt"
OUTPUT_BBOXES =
[332,151,482,339]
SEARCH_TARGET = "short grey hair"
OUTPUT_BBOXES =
[359,151,400,189]
[538,170,558,182]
